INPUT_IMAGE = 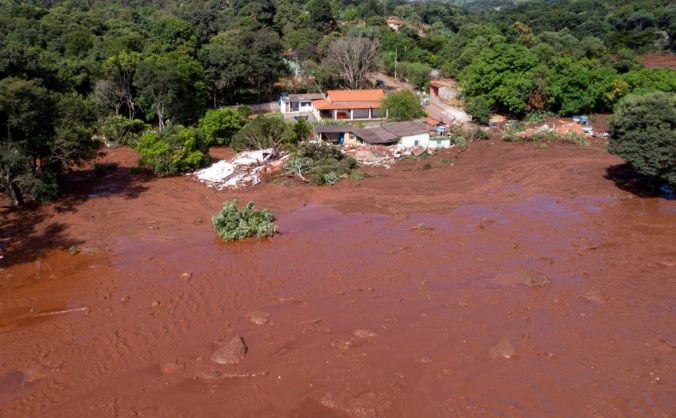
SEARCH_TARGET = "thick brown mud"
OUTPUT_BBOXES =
[1,140,675,417]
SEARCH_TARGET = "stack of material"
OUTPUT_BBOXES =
[193,149,286,190]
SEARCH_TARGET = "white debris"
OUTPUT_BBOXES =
[193,148,283,190]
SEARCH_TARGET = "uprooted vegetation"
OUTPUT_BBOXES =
[284,143,358,186]
[212,200,278,241]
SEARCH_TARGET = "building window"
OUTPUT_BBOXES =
[414,140,419,146]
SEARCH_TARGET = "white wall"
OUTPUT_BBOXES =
[398,133,430,148]
[428,137,452,149]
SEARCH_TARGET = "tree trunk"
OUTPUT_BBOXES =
[10,182,23,207]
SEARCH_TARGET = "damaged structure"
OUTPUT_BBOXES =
[313,121,453,150]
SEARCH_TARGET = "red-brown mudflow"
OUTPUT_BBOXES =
[1,141,674,417]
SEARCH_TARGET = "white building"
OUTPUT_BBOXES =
[313,121,444,149]
[279,93,325,115]
[382,122,430,148]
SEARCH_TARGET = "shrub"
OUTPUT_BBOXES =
[212,200,278,241]
[284,142,357,185]
[136,125,209,176]
[100,115,147,146]
[608,92,676,187]
[310,156,357,185]
[198,108,244,146]
[298,142,344,160]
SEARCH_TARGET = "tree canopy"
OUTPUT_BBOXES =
[608,92,676,188]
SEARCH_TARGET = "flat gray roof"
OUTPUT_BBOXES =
[288,93,325,101]
[381,121,427,137]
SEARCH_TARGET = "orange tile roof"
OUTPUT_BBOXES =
[313,99,382,110]
[326,89,384,103]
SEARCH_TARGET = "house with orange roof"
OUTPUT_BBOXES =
[312,89,387,121]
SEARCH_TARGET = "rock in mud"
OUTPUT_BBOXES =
[246,311,272,326]
[180,272,192,281]
[212,336,248,364]
[523,273,551,288]
[160,360,185,375]
[488,339,516,360]
[353,329,378,338]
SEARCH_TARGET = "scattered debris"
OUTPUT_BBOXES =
[193,148,287,190]
[342,145,396,166]
[212,336,248,364]
[30,306,89,317]
[488,339,516,360]
[353,329,378,338]
[160,360,186,375]
[410,146,426,157]
[199,369,270,380]
[329,339,354,351]
[523,273,551,288]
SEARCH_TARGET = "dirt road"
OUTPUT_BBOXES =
[1,140,675,417]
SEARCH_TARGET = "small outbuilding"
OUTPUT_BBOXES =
[381,121,429,148]
[429,80,456,101]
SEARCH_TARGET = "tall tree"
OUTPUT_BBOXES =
[134,55,207,130]
[325,37,380,89]
[306,0,336,33]
[608,92,676,188]
[0,78,97,206]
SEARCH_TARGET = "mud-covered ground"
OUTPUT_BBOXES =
[1,139,675,417]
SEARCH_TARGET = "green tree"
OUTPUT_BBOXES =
[231,115,288,151]
[99,115,147,146]
[465,96,492,125]
[608,92,676,188]
[198,108,244,146]
[382,91,426,121]
[146,17,197,53]
[134,55,207,130]
[461,43,539,116]
[0,78,98,206]
[136,125,209,176]
[306,0,336,33]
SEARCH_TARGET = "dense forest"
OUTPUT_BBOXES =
[1,0,675,205]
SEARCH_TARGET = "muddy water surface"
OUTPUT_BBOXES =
[1,142,675,417]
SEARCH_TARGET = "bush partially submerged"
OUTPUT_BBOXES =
[213,200,278,241]
[284,142,357,186]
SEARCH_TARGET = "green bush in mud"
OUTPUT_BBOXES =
[212,200,278,241]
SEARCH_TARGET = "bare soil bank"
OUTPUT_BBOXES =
[1,140,675,417]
